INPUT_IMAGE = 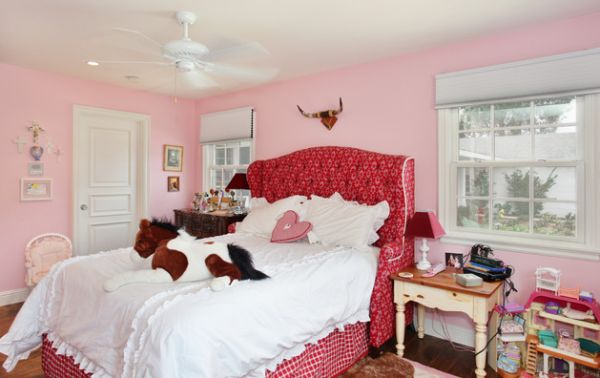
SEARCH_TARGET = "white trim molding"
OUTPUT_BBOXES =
[437,94,600,260]
[0,288,30,307]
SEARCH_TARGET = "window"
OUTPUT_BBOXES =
[203,140,253,191]
[438,95,600,257]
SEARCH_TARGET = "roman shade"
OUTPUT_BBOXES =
[435,47,600,108]
[199,106,254,144]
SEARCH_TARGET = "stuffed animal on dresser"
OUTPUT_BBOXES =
[104,220,268,292]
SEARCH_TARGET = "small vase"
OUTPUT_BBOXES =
[30,145,44,161]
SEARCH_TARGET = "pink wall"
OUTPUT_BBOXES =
[196,12,600,305]
[0,63,196,292]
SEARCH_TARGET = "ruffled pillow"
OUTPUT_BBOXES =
[305,193,389,250]
[236,195,308,238]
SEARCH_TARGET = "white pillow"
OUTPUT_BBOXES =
[237,195,308,238]
[306,193,389,250]
[248,197,268,210]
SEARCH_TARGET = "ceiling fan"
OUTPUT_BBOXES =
[92,11,278,91]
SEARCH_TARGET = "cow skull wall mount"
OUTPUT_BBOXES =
[297,98,343,130]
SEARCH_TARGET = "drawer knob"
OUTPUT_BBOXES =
[416,294,424,299]
[403,294,410,298]
[452,292,457,297]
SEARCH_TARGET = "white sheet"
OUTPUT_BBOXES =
[0,234,378,378]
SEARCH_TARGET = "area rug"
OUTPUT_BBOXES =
[341,353,459,378]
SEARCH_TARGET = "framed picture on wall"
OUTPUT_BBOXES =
[21,178,52,201]
[163,144,183,172]
[168,176,180,192]
[28,162,44,176]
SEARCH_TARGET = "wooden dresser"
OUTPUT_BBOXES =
[173,209,246,239]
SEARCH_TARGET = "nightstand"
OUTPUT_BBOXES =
[173,209,246,238]
[391,267,503,378]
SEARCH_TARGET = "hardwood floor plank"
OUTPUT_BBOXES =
[0,303,43,378]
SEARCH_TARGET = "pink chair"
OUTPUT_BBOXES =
[25,233,72,287]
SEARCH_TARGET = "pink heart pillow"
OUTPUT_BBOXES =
[271,210,312,243]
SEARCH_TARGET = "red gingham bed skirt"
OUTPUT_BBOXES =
[41,322,368,377]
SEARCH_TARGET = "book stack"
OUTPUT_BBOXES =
[463,255,511,281]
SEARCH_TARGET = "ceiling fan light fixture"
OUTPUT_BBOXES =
[163,39,209,61]
[175,60,195,72]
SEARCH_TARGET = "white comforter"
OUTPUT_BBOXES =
[0,233,378,378]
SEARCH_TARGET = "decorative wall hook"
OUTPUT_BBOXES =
[297,97,343,130]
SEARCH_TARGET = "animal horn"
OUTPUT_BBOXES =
[336,97,343,114]
[297,105,318,118]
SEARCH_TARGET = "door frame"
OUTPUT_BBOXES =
[72,105,150,254]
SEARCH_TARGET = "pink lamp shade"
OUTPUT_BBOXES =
[405,211,446,239]
[225,173,250,191]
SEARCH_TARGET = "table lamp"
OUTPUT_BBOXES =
[405,211,446,271]
[225,173,249,191]
[225,173,250,212]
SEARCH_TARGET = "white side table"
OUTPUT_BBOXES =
[392,267,503,378]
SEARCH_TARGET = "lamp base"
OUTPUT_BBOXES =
[416,258,432,271]
[415,238,431,271]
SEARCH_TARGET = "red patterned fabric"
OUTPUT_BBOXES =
[265,322,368,378]
[42,323,367,378]
[42,335,90,378]
[248,146,415,347]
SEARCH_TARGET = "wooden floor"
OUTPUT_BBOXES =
[0,303,43,378]
[381,326,500,378]
[0,302,498,378]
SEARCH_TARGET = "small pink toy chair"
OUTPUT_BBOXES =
[25,233,72,287]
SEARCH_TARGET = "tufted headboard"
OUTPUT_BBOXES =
[247,146,416,347]
[247,146,415,247]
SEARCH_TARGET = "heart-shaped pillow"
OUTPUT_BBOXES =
[271,210,312,243]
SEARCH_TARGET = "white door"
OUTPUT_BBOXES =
[73,106,149,255]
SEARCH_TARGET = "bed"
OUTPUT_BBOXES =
[1,146,415,377]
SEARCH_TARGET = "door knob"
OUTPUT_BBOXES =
[80,204,88,210]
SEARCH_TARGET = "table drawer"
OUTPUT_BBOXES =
[399,283,474,315]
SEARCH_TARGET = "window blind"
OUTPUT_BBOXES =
[199,106,254,144]
[435,48,600,108]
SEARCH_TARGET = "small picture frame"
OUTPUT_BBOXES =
[163,144,183,172]
[445,252,464,269]
[21,178,52,201]
[28,162,44,176]
[167,176,180,192]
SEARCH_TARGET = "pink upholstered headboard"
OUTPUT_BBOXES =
[247,146,415,347]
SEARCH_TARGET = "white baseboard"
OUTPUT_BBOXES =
[0,288,30,307]
[415,309,475,348]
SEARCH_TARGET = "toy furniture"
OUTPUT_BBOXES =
[525,291,600,377]
[535,267,561,296]
[25,233,72,287]
[392,266,503,378]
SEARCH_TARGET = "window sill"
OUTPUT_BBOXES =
[440,231,600,261]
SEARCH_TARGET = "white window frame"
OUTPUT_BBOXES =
[202,139,254,192]
[438,94,600,260]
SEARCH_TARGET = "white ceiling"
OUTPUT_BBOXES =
[2,0,600,99]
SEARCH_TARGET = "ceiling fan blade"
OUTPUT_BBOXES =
[95,60,172,66]
[204,42,269,62]
[206,63,278,83]
[178,70,220,89]
[112,27,164,49]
